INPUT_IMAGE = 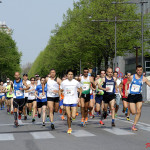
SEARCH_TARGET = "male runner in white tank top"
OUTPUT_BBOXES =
[42,69,61,129]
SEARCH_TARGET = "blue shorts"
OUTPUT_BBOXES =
[0,95,5,99]
[59,99,63,106]
[90,94,93,99]
[63,104,77,107]
[95,95,103,104]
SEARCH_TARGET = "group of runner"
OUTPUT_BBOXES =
[0,65,149,134]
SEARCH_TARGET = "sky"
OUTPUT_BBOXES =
[0,0,79,66]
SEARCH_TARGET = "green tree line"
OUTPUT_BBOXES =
[28,0,150,77]
[0,31,22,81]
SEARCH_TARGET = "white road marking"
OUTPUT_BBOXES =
[30,131,55,139]
[0,134,15,141]
[103,128,135,135]
[71,130,96,137]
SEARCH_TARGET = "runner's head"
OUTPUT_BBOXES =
[83,68,89,77]
[30,77,35,84]
[106,68,113,77]
[40,77,45,84]
[23,73,28,81]
[136,65,143,76]
[100,70,106,78]
[62,76,66,81]
[35,74,40,80]
[126,72,131,79]
[67,69,74,81]
[0,81,3,86]
[14,72,20,80]
[113,71,118,78]
[75,75,79,81]
[50,69,56,78]
[7,80,10,85]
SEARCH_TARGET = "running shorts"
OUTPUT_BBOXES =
[128,94,142,103]
[81,93,90,102]
[103,94,116,104]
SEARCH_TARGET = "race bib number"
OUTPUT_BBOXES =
[66,88,74,96]
[48,90,56,96]
[82,84,90,91]
[39,93,46,99]
[16,90,23,97]
[131,84,140,92]
[29,92,35,96]
[106,85,113,93]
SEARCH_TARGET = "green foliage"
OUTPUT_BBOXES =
[0,31,22,80]
[29,0,150,77]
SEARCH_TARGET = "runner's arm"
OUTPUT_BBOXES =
[125,76,132,97]
[119,81,123,96]
[98,78,107,91]
[144,76,150,86]
[90,77,96,89]
[22,81,30,90]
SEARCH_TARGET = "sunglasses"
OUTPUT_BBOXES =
[41,80,45,81]
[84,71,88,73]
[31,80,35,81]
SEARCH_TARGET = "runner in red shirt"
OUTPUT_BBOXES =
[119,72,131,121]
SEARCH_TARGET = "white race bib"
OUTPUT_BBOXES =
[48,89,56,96]
[16,90,23,97]
[131,84,140,92]
[82,84,90,91]
[106,85,113,93]
[66,88,74,96]
[39,93,46,99]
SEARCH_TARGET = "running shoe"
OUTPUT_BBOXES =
[67,128,72,134]
[7,109,9,113]
[126,117,130,121]
[18,115,21,120]
[1,107,2,110]
[14,120,19,127]
[112,122,116,127]
[61,115,65,120]
[90,115,95,119]
[99,120,105,125]
[38,113,41,118]
[115,114,118,118]
[32,118,35,122]
[8,112,10,115]
[11,111,13,115]
[132,125,138,131]
[42,122,45,126]
[51,123,55,130]
[76,112,79,116]
[24,116,27,120]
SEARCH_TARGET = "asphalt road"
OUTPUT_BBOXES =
[0,102,150,150]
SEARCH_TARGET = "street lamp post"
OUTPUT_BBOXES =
[134,46,141,66]
[112,0,148,68]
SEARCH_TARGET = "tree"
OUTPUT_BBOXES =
[0,31,22,80]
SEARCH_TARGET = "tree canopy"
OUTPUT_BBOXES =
[28,0,150,77]
[0,31,22,81]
